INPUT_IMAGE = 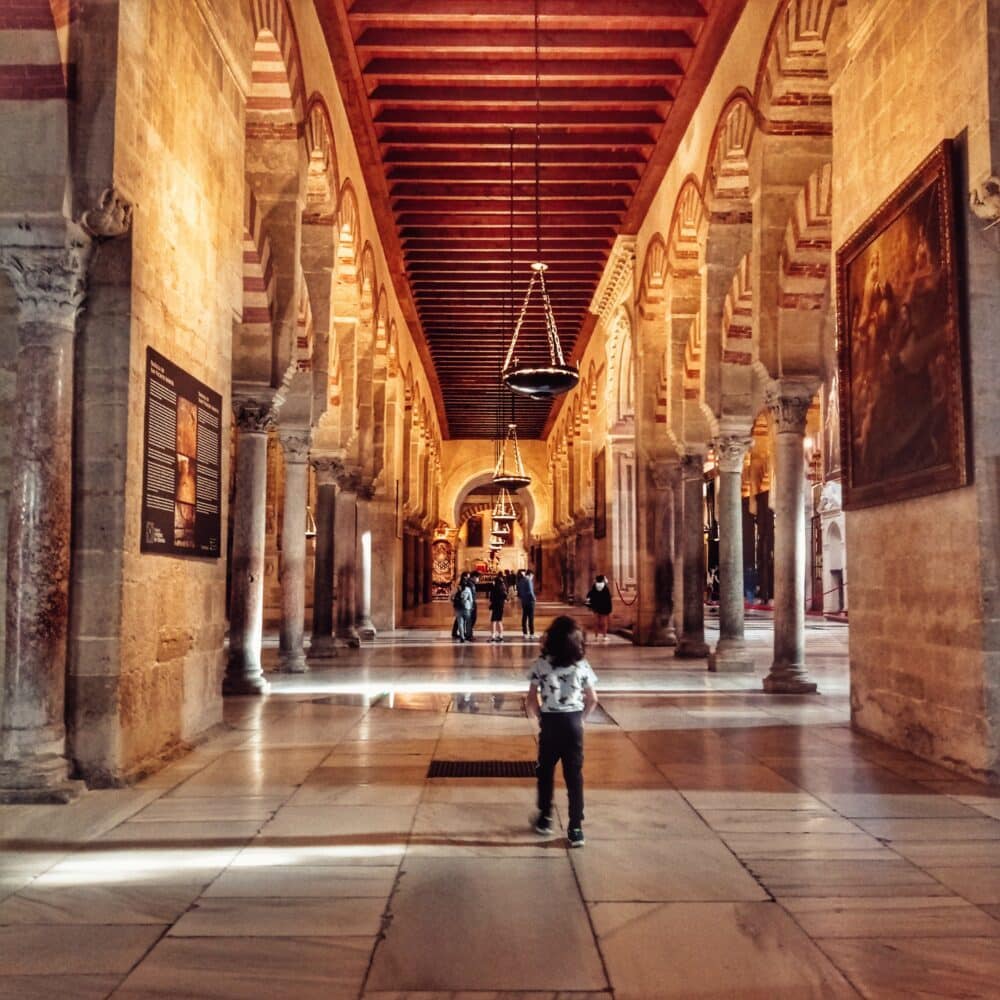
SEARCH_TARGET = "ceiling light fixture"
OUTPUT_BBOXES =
[501,0,579,401]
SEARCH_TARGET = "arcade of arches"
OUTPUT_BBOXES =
[1,0,1000,994]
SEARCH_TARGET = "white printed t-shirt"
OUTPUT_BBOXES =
[527,657,598,713]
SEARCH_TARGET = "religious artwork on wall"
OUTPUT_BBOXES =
[836,140,969,510]
[822,373,842,483]
[593,448,607,539]
[466,515,483,549]
[141,348,222,558]
[431,538,455,598]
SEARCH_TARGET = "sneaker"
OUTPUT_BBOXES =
[568,827,585,848]
[533,812,553,835]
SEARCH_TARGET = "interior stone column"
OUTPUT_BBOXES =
[0,235,90,802]
[675,453,710,659]
[763,381,818,694]
[224,400,273,695]
[648,460,680,645]
[308,457,338,659]
[277,429,310,672]
[709,435,754,673]
[422,535,433,605]
[355,491,376,640]
[334,472,360,647]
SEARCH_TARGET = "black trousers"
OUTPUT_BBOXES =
[521,601,535,635]
[536,711,584,828]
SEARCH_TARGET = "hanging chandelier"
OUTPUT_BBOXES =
[492,519,511,536]
[501,0,579,401]
[491,486,517,523]
[492,422,531,491]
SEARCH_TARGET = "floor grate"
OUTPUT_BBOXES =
[427,760,536,779]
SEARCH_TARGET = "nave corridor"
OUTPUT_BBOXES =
[2,615,999,1000]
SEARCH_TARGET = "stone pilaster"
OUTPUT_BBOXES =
[224,399,274,696]
[709,434,755,673]
[308,456,341,659]
[763,380,819,694]
[356,485,377,640]
[0,235,91,802]
[644,460,680,645]
[675,453,710,659]
[334,467,361,647]
[278,429,310,672]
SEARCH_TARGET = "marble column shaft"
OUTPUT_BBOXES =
[675,453,710,659]
[356,494,376,640]
[309,459,338,659]
[224,403,272,695]
[710,436,754,673]
[278,431,310,672]
[334,479,360,647]
[647,461,680,645]
[763,384,818,694]
[0,238,90,801]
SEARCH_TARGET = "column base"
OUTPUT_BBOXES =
[308,634,338,660]
[222,671,270,696]
[0,758,85,804]
[643,621,678,646]
[280,650,309,673]
[762,666,818,694]
[674,637,710,659]
[337,628,361,649]
[357,619,377,641]
[709,640,755,673]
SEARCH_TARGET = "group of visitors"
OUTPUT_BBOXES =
[452,568,537,643]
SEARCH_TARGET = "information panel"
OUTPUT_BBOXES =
[140,347,222,558]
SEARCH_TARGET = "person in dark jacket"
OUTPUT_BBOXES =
[516,569,537,638]
[488,574,508,642]
[585,574,613,641]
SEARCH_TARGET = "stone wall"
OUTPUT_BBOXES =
[834,0,999,780]
[69,0,251,783]
[0,276,15,684]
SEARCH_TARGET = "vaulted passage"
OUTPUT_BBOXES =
[1,0,999,994]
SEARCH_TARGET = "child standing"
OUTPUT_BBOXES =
[525,615,598,848]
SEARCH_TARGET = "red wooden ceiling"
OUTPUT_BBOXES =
[316,0,747,438]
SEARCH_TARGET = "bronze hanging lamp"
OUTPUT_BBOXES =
[491,486,517,523]
[502,0,579,401]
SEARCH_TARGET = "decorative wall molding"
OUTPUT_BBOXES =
[80,188,133,240]
[589,235,636,324]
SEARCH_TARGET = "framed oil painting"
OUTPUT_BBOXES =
[836,140,969,510]
[593,448,607,539]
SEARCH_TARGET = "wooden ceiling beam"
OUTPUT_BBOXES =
[388,165,641,182]
[390,182,637,198]
[355,28,696,52]
[397,212,622,226]
[375,107,664,126]
[348,0,708,23]
[393,197,629,213]
[379,128,656,147]
[370,84,673,103]
[362,57,684,80]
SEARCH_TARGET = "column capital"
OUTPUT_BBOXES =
[765,378,819,434]
[0,239,92,329]
[335,465,364,494]
[310,453,344,485]
[715,436,752,474]
[649,458,680,490]
[233,398,276,433]
[679,452,705,480]
[278,427,311,464]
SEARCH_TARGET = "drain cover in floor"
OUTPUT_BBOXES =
[427,760,536,778]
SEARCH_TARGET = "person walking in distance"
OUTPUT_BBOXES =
[585,574,613,641]
[526,615,598,848]
[467,570,481,640]
[516,568,537,638]
[488,573,508,642]
[453,572,474,643]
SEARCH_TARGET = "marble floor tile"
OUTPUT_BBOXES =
[97,821,262,845]
[169,896,385,937]
[203,864,397,898]
[749,859,948,898]
[924,866,1000,903]
[852,816,1000,841]
[782,896,1000,938]
[129,797,285,823]
[816,937,1000,1000]
[0,883,199,924]
[681,790,827,811]
[889,839,1000,868]
[576,788,711,839]
[0,924,166,974]
[571,837,768,902]
[259,804,418,840]
[720,832,892,861]
[592,902,859,999]
[408,802,556,857]
[112,935,372,999]
[232,841,407,868]
[287,779,425,807]
[816,793,982,819]
[366,857,606,992]
[698,808,863,835]
[421,778,536,803]
[36,847,242,888]
[658,763,803,793]
[0,974,122,1000]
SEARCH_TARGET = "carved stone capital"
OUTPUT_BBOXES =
[335,466,364,494]
[765,379,819,435]
[680,452,705,481]
[649,458,680,491]
[715,436,752,474]
[310,454,344,485]
[233,399,276,433]
[278,428,311,464]
[0,239,91,329]
[80,188,133,240]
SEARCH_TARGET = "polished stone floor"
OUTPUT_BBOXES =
[2,605,1000,998]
